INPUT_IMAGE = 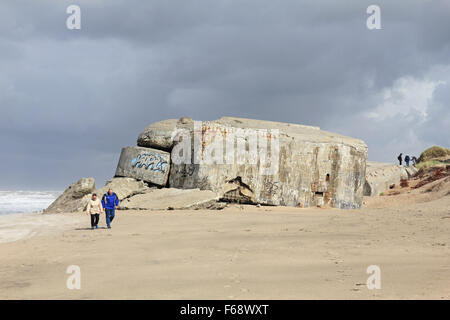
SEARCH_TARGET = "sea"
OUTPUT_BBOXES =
[0,191,61,215]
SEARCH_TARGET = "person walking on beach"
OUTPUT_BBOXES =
[86,193,102,230]
[411,156,418,166]
[405,155,410,167]
[102,188,119,229]
[397,153,403,166]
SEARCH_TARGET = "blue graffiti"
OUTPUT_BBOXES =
[131,152,168,173]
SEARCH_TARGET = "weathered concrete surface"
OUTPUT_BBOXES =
[119,188,224,210]
[364,162,418,196]
[45,178,95,214]
[138,117,368,209]
[138,117,194,150]
[96,177,150,200]
[115,146,170,186]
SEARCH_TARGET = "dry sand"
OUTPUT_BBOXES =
[1,193,449,300]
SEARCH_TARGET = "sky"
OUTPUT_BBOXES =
[0,0,449,190]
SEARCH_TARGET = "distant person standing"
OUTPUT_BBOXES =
[405,155,410,167]
[86,193,102,230]
[411,156,418,166]
[102,188,119,229]
[397,153,403,166]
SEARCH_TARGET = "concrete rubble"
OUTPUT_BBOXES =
[364,162,418,196]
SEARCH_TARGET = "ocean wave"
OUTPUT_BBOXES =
[0,191,61,215]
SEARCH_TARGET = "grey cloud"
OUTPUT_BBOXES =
[0,0,449,189]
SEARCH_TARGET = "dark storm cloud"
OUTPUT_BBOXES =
[0,0,449,189]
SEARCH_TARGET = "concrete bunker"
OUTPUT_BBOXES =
[116,117,367,209]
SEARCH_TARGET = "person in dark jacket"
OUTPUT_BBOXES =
[102,188,119,229]
[405,155,410,166]
[397,153,403,165]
